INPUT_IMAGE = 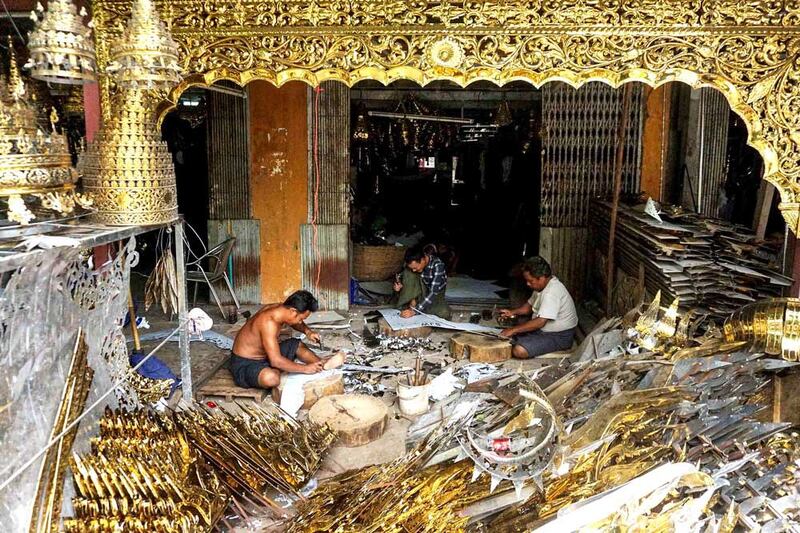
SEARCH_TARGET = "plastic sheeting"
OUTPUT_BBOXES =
[0,238,138,531]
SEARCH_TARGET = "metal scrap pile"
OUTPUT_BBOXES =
[288,296,800,532]
[64,408,230,533]
[592,200,791,318]
[63,402,337,531]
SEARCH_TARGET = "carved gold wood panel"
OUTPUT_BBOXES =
[91,0,800,232]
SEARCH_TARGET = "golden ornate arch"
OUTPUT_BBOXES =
[92,0,800,232]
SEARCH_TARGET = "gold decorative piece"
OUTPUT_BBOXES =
[64,407,229,532]
[29,331,93,533]
[105,0,181,89]
[175,401,337,512]
[87,0,800,234]
[494,99,513,127]
[80,89,178,225]
[26,0,97,84]
[428,37,464,70]
[80,0,181,225]
[62,85,85,117]
[0,41,88,224]
[723,298,800,361]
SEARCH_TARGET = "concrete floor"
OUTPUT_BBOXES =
[136,302,571,478]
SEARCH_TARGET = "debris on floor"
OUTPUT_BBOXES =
[63,297,800,531]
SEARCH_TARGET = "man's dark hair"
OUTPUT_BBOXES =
[522,256,552,278]
[283,290,319,313]
[404,245,427,264]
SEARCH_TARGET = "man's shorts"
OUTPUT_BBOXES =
[228,338,301,388]
[511,328,574,358]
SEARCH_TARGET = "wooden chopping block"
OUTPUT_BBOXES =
[271,372,344,410]
[449,333,511,363]
[309,394,388,447]
[378,317,432,338]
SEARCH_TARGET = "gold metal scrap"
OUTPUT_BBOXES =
[174,401,337,514]
[63,407,229,533]
[723,298,800,361]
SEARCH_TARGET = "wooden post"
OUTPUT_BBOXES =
[605,84,635,315]
[753,179,775,239]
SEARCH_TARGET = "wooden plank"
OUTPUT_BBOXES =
[197,367,268,402]
[753,181,775,239]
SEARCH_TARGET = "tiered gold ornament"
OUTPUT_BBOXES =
[62,85,85,118]
[82,0,181,225]
[105,0,182,90]
[26,0,97,84]
[0,41,89,225]
[81,89,178,225]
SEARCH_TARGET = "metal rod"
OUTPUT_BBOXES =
[128,289,142,351]
[697,89,706,214]
[605,83,634,316]
[175,220,193,399]
[367,110,474,124]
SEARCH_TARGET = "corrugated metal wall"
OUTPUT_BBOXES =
[301,224,349,310]
[539,82,645,302]
[540,82,644,227]
[303,81,351,309]
[207,90,250,219]
[207,220,262,304]
[682,87,729,217]
[539,227,590,304]
[206,88,261,303]
[308,82,350,224]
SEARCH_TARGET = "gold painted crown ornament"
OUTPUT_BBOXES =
[81,0,181,225]
[0,40,90,225]
[26,0,97,84]
[105,0,182,89]
[80,89,178,225]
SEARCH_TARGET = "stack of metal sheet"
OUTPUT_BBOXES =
[592,201,791,318]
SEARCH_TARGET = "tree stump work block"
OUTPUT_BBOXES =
[378,317,432,338]
[449,333,511,363]
[271,372,344,410]
[308,394,388,447]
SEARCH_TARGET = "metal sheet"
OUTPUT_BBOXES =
[301,223,349,310]
[539,227,590,304]
[207,219,261,304]
[207,90,250,220]
[698,88,729,218]
[307,81,350,225]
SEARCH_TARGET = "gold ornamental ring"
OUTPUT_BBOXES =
[0,183,76,196]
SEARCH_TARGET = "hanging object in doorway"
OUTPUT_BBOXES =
[26,0,97,84]
[494,98,513,127]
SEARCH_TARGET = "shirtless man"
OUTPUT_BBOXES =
[229,290,333,389]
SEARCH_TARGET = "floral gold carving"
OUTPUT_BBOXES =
[90,0,800,233]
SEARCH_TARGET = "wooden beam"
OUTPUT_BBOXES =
[753,180,775,239]
[640,85,672,202]
[604,84,634,315]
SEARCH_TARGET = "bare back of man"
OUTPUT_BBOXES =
[229,296,324,390]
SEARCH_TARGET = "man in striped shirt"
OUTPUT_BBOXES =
[392,245,452,320]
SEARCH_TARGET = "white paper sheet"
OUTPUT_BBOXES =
[378,308,502,334]
[279,369,341,417]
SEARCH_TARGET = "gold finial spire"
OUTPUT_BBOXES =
[6,37,23,99]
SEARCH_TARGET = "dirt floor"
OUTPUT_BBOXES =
[136,302,574,480]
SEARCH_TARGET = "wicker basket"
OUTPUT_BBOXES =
[353,244,406,281]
